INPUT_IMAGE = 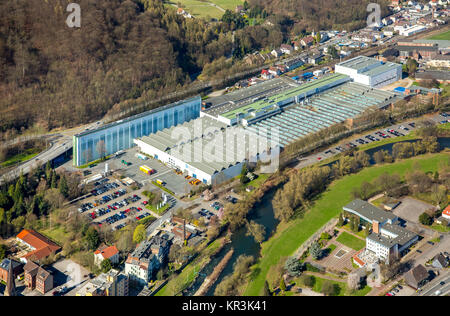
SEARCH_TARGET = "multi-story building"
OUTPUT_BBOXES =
[344,199,418,265]
[76,269,129,296]
[23,261,53,295]
[125,236,170,285]
[72,95,201,166]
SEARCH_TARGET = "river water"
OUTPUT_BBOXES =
[185,137,450,296]
[184,191,279,296]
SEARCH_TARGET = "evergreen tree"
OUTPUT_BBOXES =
[310,241,322,260]
[50,171,58,189]
[59,175,69,198]
[337,213,344,227]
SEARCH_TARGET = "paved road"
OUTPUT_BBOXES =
[0,121,103,184]
[294,112,448,170]
[418,273,450,296]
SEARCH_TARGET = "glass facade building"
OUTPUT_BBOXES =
[73,96,201,166]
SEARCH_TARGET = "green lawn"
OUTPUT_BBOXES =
[244,153,447,296]
[165,0,227,20]
[155,238,223,296]
[243,173,270,189]
[40,226,69,246]
[146,203,170,215]
[296,275,371,296]
[427,29,450,40]
[336,232,365,251]
[438,122,450,131]
[0,148,42,168]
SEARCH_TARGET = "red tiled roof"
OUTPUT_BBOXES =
[443,205,450,217]
[94,245,119,259]
[17,229,61,261]
[352,249,365,267]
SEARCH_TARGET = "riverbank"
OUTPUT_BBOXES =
[195,248,234,296]
[244,152,448,296]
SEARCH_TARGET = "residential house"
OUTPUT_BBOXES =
[404,264,429,289]
[16,229,61,263]
[268,66,281,76]
[284,57,304,71]
[23,261,53,294]
[432,253,448,269]
[94,244,119,267]
[271,49,283,58]
[280,44,294,55]
[300,36,315,47]
[308,53,324,65]
[293,41,302,51]
[443,205,450,220]
[261,69,274,80]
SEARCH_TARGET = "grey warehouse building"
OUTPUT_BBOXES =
[73,96,201,166]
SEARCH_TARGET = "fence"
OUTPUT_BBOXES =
[293,217,339,259]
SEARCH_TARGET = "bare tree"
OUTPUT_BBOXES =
[96,139,106,160]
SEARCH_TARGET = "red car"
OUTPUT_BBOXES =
[317,157,322,161]
[137,207,142,211]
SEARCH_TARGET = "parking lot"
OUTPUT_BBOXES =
[77,176,176,231]
[300,119,423,167]
[393,197,436,224]
[111,147,200,196]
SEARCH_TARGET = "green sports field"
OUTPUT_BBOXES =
[244,152,448,296]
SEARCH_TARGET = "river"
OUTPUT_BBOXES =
[184,137,450,296]
[184,191,279,296]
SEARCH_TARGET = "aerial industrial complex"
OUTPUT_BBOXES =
[335,56,402,88]
[73,96,202,166]
[73,56,404,185]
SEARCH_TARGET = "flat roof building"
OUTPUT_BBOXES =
[134,116,277,186]
[245,83,401,147]
[335,56,402,88]
[73,96,201,166]
[211,74,351,125]
[344,199,418,264]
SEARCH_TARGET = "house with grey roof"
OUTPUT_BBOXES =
[404,264,429,289]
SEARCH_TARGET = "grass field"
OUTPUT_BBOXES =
[244,152,448,296]
[146,203,170,215]
[295,275,371,296]
[165,0,243,20]
[427,29,450,40]
[0,148,42,168]
[336,232,365,251]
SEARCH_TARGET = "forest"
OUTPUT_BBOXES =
[0,0,391,141]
